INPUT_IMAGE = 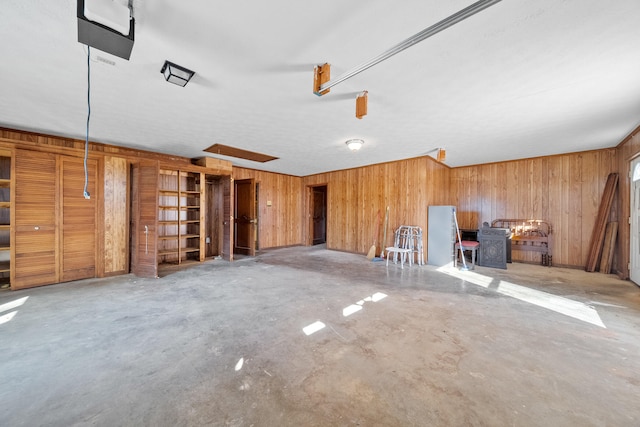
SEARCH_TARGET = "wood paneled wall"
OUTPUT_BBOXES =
[303,157,450,254]
[450,149,618,268]
[4,125,637,277]
[615,126,640,278]
[232,168,304,249]
[103,156,129,275]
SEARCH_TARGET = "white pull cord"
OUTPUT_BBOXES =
[83,46,91,200]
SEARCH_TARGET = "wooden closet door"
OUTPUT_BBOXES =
[131,160,159,278]
[61,156,97,282]
[13,150,58,289]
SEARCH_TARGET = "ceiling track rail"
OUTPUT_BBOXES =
[318,0,502,93]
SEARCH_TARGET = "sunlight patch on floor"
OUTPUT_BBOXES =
[439,267,606,328]
[0,296,28,326]
[303,321,326,336]
[235,357,244,371]
[304,291,389,335]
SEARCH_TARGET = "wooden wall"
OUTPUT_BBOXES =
[232,167,304,249]
[615,126,640,278]
[450,149,618,268]
[0,127,196,283]
[103,156,129,275]
[4,125,638,278]
[303,156,450,254]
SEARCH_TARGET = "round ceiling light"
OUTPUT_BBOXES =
[346,139,364,151]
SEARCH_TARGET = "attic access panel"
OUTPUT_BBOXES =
[204,144,278,163]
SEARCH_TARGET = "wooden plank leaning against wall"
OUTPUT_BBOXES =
[450,148,618,269]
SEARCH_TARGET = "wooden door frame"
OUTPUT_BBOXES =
[222,176,233,261]
[233,178,257,256]
[630,157,640,285]
[306,183,328,246]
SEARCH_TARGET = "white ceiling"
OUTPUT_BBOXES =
[1,0,640,176]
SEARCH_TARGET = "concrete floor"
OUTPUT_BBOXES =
[1,246,640,427]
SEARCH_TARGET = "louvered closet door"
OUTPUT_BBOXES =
[14,150,58,289]
[61,156,97,282]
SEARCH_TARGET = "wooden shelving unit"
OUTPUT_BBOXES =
[157,169,204,266]
[0,154,11,289]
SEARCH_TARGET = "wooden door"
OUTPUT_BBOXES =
[205,176,227,258]
[234,178,256,256]
[131,160,159,278]
[312,186,327,245]
[222,176,233,261]
[13,150,58,289]
[61,156,97,282]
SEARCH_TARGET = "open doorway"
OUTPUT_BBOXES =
[234,178,258,256]
[309,185,327,245]
[204,174,232,260]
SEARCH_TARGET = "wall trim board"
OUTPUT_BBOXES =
[450,147,618,170]
[616,122,640,149]
[0,129,193,165]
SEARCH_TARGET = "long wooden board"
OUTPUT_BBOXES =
[586,173,618,272]
[599,221,618,274]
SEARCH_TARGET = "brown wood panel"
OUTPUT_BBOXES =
[222,176,233,261]
[233,168,303,250]
[61,157,97,282]
[302,156,448,255]
[103,156,129,274]
[1,127,201,167]
[567,155,582,266]
[615,127,640,278]
[131,160,159,278]
[2,125,628,276]
[451,149,618,268]
[234,178,256,256]
[13,149,58,289]
[581,152,601,265]
[205,176,225,257]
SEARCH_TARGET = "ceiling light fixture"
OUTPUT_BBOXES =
[346,139,364,151]
[161,60,195,87]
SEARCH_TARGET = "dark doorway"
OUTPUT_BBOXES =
[310,185,327,245]
[234,178,257,256]
[204,175,231,260]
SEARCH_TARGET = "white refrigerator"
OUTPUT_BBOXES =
[427,205,456,267]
